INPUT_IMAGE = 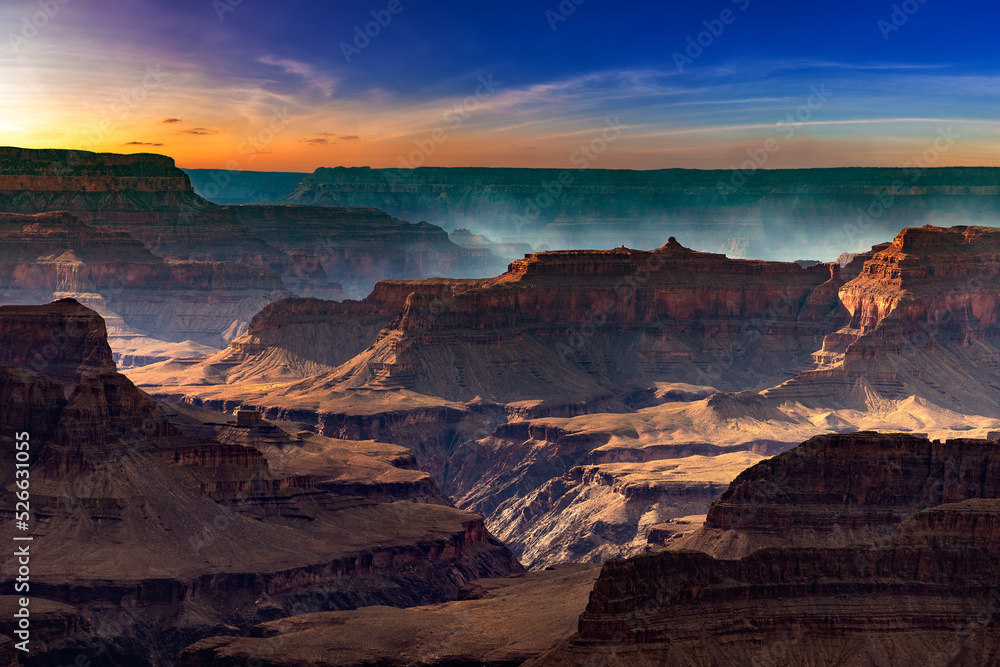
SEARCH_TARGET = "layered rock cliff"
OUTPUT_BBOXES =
[293,239,852,409]
[768,225,1000,417]
[232,206,507,296]
[531,431,1000,666]
[129,226,1000,574]
[0,211,291,352]
[274,166,1000,258]
[0,300,522,665]
[131,278,489,387]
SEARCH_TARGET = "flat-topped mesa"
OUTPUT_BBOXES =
[0,147,500,299]
[0,147,286,269]
[0,299,115,384]
[840,225,1000,334]
[0,146,191,193]
[504,237,811,279]
[395,237,838,334]
[681,431,1000,558]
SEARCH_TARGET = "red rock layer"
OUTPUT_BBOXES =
[770,226,1000,414]
[530,432,1000,667]
[0,301,522,665]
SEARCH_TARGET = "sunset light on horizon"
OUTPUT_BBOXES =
[2,0,998,172]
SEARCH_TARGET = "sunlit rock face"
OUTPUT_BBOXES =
[532,431,1000,667]
[769,225,1000,416]
[0,300,522,666]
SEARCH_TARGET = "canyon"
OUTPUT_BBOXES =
[190,165,1000,259]
[9,148,1000,663]
[132,224,1000,568]
[0,299,522,666]
[531,432,1000,666]
[0,147,505,366]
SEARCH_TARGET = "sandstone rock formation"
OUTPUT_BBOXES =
[0,300,521,665]
[768,225,1000,417]
[131,229,1000,568]
[0,148,503,296]
[179,564,600,667]
[272,239,854,408]
[133,278,489,388]
[531,431,1000,666]
[0,147,505,359]
[0,211,290,355]
[450,394,1000,568]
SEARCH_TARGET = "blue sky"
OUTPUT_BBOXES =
[1,0,997,169]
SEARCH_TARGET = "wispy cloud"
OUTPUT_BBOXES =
[124,141,164,146]
[258,55,336,97]
[180,128,218,135]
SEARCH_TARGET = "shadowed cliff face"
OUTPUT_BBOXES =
[0,147,504,301]
[290,238,852,408]
[131,225,1000,573]
[269,165,1000,258]
[0,300,522,666]
[530,432,1000,667]
[0,211,291,354]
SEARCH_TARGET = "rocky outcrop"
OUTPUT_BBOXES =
[0,211,291,351]
[164,401,454,505]
[129,278,490,387]
[0,147,504,306]
[0,301,522,665]
[179,564,601,667]
[295,239,850,408]
[681,430,1000,558]
[531,432,1000,666]
[768,225,1000,417]
[232,205,507,296]
[273,166,1000,257]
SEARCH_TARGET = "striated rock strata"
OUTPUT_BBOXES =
[0,211,290,353]
[274,165,1000,257]
[531,431,1000,666]
[768,225,1000,417]
[179,564,601,667]
[0,300,521,666]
